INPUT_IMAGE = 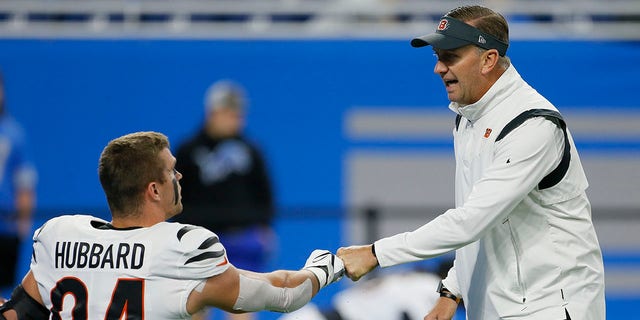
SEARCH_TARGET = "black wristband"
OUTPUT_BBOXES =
[371,243,377,257]
[440,290,462,304]
[437,280,461,304]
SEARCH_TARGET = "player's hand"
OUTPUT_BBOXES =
[303,249,345,289]
[424,297,458,320]
[336,244,379,281]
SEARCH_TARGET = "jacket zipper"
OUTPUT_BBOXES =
[506,219,527,303]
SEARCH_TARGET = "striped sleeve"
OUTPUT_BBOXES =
[158,223,230,280]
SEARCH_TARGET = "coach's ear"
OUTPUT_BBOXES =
[480,48,500,74]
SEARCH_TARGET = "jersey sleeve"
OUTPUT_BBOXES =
[155,223,231,280]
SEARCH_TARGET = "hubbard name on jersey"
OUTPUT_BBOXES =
[30,214,230,319]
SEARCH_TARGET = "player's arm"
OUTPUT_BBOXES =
[0,271,49,320]
[187,250,343,315]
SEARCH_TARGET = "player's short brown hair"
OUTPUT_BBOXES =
[98,131,170,217]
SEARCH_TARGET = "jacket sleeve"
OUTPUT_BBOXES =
[374,118,565,267]
[441,260,461,297]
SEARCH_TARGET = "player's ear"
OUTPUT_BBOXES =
[148,182,161,200]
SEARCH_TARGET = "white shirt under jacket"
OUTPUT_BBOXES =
[374,66,605,320]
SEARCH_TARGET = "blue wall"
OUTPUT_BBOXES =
[1,39,639,318]
[2,39,638,211]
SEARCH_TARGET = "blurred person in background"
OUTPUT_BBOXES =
[175,80,275,320]
[0,70,37,297]
[338,5,605,320]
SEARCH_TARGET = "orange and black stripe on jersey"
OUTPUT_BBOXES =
[177,225,226,265]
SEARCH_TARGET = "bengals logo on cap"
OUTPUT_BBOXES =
[437,19,450,31]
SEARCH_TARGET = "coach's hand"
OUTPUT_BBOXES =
[424,297,458,320]
[303,250,345,289]
[336,244,379,281]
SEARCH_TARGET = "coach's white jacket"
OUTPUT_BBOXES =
[374,66,605,319]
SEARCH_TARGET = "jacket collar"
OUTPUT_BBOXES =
[448,65,522,123]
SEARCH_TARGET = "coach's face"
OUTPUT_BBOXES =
[433,45,489,106]
[158,148,183,219]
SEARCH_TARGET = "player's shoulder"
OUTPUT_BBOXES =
[32,214,107,244]
[155,221,216,238]
[152,222,229,277]
[49,214,104,222]
[155,222,222,252]
[37,214,106,232]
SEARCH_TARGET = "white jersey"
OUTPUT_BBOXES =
[30,214,230,319]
